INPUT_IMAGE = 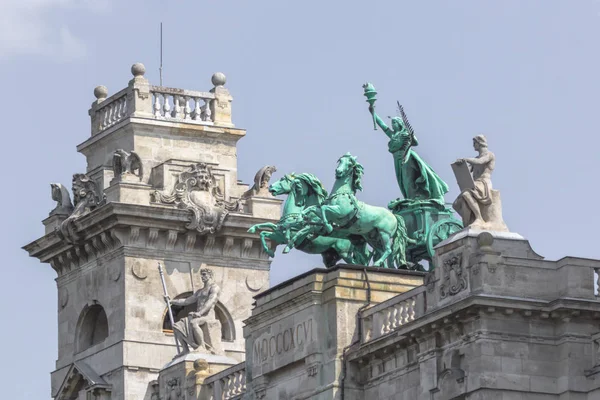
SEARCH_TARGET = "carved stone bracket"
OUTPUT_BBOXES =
[151,163,240,235]
[439,254,467,298]
[51,229,122,276]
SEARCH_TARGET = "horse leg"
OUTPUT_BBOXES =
[373,231,393,267]
[332,239,355,265]
[248,222,277,234]
[260,231,282,258]
[283,225,314,253]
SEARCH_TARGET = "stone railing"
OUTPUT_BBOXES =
[205,362,246,400]
[151,86,214,122]
[361,286,426,343]
[89,63,232,136]
[93,87,129,133]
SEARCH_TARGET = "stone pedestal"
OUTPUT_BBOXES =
[105,179,152,205]
[246,196,282,220]
[243,265,424,400]
[42,214,67,235]
[158,353,238,400]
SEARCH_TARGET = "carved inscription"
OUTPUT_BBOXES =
[253,319,314,365]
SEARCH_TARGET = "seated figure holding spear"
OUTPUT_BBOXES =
[170,268,221,355]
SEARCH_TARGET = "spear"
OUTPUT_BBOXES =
[158,262,181,354]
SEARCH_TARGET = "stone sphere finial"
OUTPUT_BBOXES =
[477,231,494,250]
[94,85,108,100]
[211,72,226,87]
[131,63,146,78]
[193,358,209,372]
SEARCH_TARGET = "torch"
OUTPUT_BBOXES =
[363,82,378,130]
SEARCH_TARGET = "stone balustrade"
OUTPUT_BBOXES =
[89,63,232,136]
[361,286,426,343]
[151,86,214,122]
[94,87,129,133]
[205,362,246,400]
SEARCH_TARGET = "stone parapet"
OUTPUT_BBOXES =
[343,230,600,400]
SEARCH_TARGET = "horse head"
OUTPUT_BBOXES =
[336,153,364,192]
[290,173,328,207]
[268,174,295,196]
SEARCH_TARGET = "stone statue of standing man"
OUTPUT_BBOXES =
[170,268,223,356]
[452,135,508,232]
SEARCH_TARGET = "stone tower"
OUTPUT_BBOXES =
[23,63,281,400]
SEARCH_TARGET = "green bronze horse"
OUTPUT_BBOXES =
[247,173,368,268]
[285,154,412,268]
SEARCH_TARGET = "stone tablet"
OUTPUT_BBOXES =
[451,162,475,192]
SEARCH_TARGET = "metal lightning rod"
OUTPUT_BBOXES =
[159,22,163,86]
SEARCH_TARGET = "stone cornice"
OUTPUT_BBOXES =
[77,117,246,154]
[24,202,274,276]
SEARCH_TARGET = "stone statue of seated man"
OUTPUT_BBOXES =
[452,135,508,232]
[170,268,223,356]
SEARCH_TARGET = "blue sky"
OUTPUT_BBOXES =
[3,1,600,398]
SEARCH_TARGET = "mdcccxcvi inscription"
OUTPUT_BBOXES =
[253,318,314,365]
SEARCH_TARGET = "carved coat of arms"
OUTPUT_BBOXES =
[152,163,240,234]
[439,254,467,298]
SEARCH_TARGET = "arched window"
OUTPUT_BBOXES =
[162,293,235,342]
[76,304,109,353]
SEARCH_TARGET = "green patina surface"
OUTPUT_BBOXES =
[249,83,463,270]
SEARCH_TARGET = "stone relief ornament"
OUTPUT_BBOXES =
[112,149,143,182]
[439,255,467,298]
[152,163,240,235]
[166,377,182,400]
[242,165,277,198]
[57,174,105,243]
[50,183,74,216]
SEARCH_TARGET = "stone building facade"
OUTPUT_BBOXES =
[24,64,281,400]
[25,65,600,400]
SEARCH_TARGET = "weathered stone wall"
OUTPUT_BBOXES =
[243,266,424,400]
[23,65,281,400]
[344,230,600,400]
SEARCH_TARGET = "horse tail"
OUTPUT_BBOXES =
[391,214,409,269]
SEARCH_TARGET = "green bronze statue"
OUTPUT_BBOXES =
[284,153,413,268]
[364,85,449,206]
[248,173,369,268]
[362,84,463,267]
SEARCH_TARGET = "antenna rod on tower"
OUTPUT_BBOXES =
[159,22,163,86]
